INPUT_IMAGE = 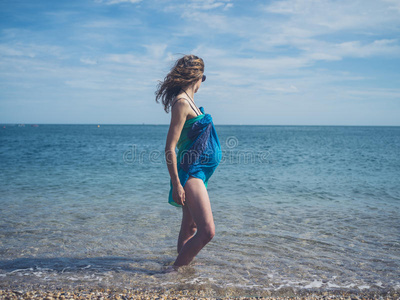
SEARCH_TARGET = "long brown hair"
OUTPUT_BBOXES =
[155,54,204,113]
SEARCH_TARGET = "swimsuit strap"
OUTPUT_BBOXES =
[171,98,201,116]
[181,89,202,116]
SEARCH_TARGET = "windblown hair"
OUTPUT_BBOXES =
[155,54,204,113]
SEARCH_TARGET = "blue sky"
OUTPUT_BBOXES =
[1,0,399,125]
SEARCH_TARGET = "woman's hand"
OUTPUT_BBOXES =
[172,183,186,206]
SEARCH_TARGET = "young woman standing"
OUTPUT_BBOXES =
[156,54,222,271]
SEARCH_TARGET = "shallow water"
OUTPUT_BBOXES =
[0,124,399,297]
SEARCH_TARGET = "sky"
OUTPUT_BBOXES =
[0,0,399,125]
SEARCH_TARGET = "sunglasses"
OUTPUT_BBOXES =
[202,74,206,82]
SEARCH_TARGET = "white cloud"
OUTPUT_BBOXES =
[334,39,400,58]
[0,44,35,57]
[105,46,167,67]
[307,52,341,62]
[224,3,233,10]
[186,0,232,10]
[264,0,400,33]
[176,0,400,74]
[173,0,400,58]
[383,0,400,12]
[0,43,66,59]
[298,39,400,63]
[106,54,141,65]
[164,0,233,12]
[143,44,167,59]
[80,58,98,65]
[259,84,299,93]
[96,0,142,5]
[346,87,400,99]
[82,19,141,28]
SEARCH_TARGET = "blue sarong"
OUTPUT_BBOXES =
[168,107,222,207]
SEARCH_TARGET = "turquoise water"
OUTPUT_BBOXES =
[0,124,399,296]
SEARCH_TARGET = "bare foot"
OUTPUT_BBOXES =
[162,265,179,274]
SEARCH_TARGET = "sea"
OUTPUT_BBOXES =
[0,124,399,298]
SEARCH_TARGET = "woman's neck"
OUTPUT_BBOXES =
[181,86,195,101]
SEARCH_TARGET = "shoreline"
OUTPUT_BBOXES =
[0,287,398,300]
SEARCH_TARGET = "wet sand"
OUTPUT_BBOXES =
[0,287,398,300]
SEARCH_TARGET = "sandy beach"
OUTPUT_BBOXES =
[0,287,398,300]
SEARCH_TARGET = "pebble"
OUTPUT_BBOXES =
[0,288,397,300]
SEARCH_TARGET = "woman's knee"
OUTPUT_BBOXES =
[198,223,215,244]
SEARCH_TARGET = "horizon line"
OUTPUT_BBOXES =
[1,123,400,127]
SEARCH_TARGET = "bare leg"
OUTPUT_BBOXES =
[173,176,215,267]
[177,204,197,253]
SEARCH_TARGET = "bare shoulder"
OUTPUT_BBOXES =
[171,97,189,108]
[170,98,190,121]
[171,98,190,114]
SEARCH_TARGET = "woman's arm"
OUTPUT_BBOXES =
[165,99,189,206]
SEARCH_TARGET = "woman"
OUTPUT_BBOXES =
[155,54,222,271]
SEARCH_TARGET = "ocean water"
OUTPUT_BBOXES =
[0,124,399,297]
